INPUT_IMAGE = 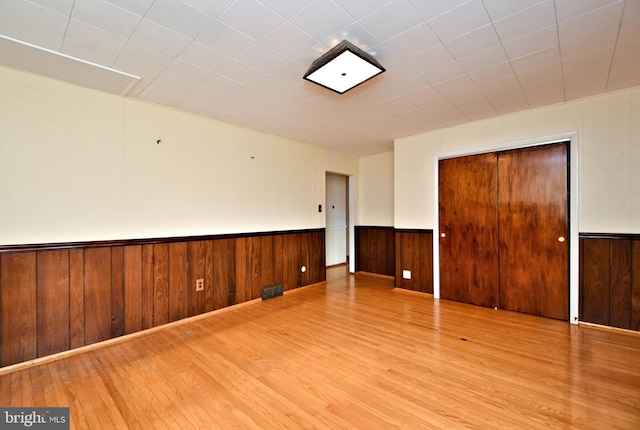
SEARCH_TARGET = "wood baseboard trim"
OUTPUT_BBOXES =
[355,271,395,283]
[579,321,640,336]
[393,288,434,297]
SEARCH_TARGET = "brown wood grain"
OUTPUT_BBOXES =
[1,252,37,366]
[234,237,251,304]
[0,229,337,367]
[610,239,632,329]
[418,232,433,294]
[168,242,188,322]
[250,236,262,299]
[273,234,285,287]
[580,238,611,325]
[123,245,143,334]
[141,244,154,330]
[439,153,499,308]
[356,227,370,272]
[260,235,274,290]
[187,241,206,317]
[632,240,640,330]
[36,250,70,357]
[309,231,325,284]
[356,227,395,277]
[300,233,310,287]
[69,249,85,348]
[498,143,569,320]
[152,244,169,327]
[111,246,124,338]
[204,240,215,312]
[226,239,236,307]
[84,247,112,345]
[385,228,396,277]
[395,231,416,291]
[213,239,230,310]
[283,233,301,291]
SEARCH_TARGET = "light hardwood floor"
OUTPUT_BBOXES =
[1,268,639,429]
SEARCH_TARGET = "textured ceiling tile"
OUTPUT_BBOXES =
[218,0,284,40]
[358,0,423,42]
[71,0,142,39]
[261,22,317,58]
[0,0,68,49]
[383,24,441,60]
[492,1,556,42]
[333,0,392,19]
[197,21,255,58]
[289,0,353,40]
[145,0,213,39]
[427,0,491,41]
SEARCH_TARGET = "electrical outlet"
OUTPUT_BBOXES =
[195,278,204,291]
[402,270,412,280]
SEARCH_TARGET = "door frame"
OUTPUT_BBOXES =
[324,171,356,273]
[433,132,579,324]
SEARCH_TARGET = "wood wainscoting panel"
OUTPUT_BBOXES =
[111,246,125,339]
[395,229,433,294]
[168,242,188,323]
[140,244,155,330]
[580,238,610,325]
[234,237,252,303]
[0,229,325,367]
[0,252,37,366]
[580,234,640,331]
[610,239,632,329]
[355,226,395,276]
[213,239,233,310]
[69,249,85,348]
[283,233,301,291]
[633,240,640,330]
[84,247,113,345]
[152,244,170,327]
[123,245,143,334]
[36,250,70,357]
[187,240,206,318]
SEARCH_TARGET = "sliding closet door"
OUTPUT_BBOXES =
[498,143,569,320]
[439,153,499,308]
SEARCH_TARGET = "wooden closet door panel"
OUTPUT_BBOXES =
[498,143,569,320]
[439,153,499,308]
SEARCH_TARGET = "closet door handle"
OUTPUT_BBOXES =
[440,232,446,238]
[557,236,565,243]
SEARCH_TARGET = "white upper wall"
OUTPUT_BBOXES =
[0,66,358,245]
[358,151,394,227]
[395,86,640,234]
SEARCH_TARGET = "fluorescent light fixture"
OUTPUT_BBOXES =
[303,40,385,94]
[0,33,140,95]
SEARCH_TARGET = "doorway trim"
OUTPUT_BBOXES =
[433,131,579,324]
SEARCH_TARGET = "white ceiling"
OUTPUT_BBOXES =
[1,0,639,156]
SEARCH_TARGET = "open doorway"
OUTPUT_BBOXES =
[325,173,349,275]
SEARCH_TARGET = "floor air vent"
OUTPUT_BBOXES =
[261,283,283,300]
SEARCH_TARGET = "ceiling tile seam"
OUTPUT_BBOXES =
[478,0,532,111]
[330,0,395,23]
[604,0,628,90]
[172,0,236,20]
[56,0,74,52]
[404,1,502,119]
[120,14,251,97]
[552,0,568,102]
[556,0,625,24]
